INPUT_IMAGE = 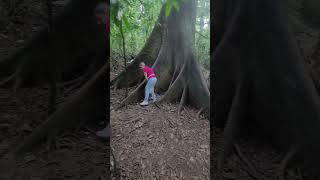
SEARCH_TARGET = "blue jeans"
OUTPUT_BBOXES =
[143,77,157,102]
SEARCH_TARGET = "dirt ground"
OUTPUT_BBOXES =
[0,0,109,179]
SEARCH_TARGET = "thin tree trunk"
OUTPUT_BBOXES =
[120,22,128,98]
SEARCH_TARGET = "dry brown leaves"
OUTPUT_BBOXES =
[111,87,210,179]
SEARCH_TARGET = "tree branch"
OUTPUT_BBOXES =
[195,30,209,39]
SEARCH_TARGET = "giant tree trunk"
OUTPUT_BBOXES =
[0,0,107,83]
[212,0,320,177]
[0,0,109,154]
[113,0,210,117]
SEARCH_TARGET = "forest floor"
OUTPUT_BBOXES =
[110,53,210,179]
[0,0,108,179]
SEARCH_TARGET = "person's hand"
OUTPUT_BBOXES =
[144,72,148,80]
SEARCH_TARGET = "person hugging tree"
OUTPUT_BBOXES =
[139,62,157,106]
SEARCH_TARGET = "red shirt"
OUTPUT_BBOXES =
[143,66,156,79]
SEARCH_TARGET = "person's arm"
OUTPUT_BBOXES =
[144,72,148,80]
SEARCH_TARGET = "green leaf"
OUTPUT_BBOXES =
[123,15,132,30]
[122,0,131,5]
[165,0,173,17]
[172,0,180,11]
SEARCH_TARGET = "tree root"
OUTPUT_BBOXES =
[58,74,85,88]
[178,85,188,114]
[115,61,209,119]
[61,59,105,94]
[112,80,119,90]
[59,132,80,141]
[217,79,248,180]
[0,69,57,115]
[197,107,204,119]
[158,76,184,103]
[111,147,119,180]
[116,67,186,111]
[166,118,175,128]
[169,65,181,86]
[115,80,146,109]
[234,142,261,180]
[153,102,161,109]
[12,63,107,155]
[64,80,84,95]
[279,147,298,180]
[0,72,17,88]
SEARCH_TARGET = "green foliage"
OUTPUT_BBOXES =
[195,0,210,69]
[111,0,163,54]
[165,0,180,17]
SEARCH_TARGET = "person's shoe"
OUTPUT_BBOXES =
[140,101,149,106]
[96,127,110,138]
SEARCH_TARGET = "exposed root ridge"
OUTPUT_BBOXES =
[159,64,186,103]
[0,73,17,88]
[280,146,298,180]
[169,65,179,86]
[234,142,261,180]
[159,77,184,103]
[116,79,146,110]
[178,85,188,114]
[197,107,204,119]
[217,79,248,179]
[64,80,85,94]
[12,63,107,155]
[58,73,86,88]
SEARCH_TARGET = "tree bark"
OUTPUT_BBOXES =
[212,0,320,176]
